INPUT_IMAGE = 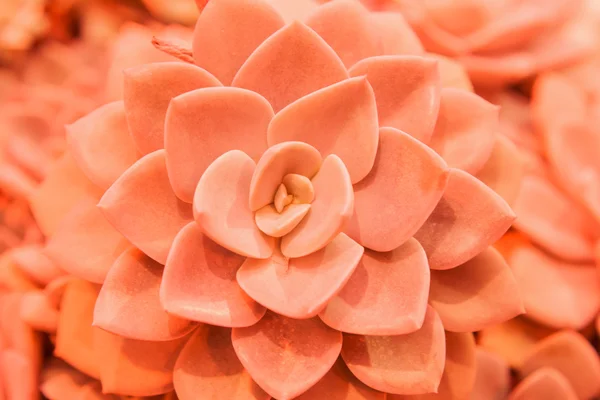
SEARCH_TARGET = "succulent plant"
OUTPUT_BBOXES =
[29,0,524,398]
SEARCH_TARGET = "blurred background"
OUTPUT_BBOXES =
[3,0,600,399]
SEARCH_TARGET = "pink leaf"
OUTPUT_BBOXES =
[192,0,284,84]
[123,62,221,155]
[10,245,65,286]
[520,331,600,400]
[249,142,321,212]
[174,325,270,400]
[320,238,430,335]
[54,280,102,379]
[165,87,272,202]
[510,368,578,400]
[305,0,380,68]
[161,222,266,327]
[99,150,193,265]
[232,312,342,399]
[232,22,348,112]
[345,127,449,252]
[66,101,139,190]
[429,89,499,174]
[45,200,130,284]
[414,168,515,271]
[476,134,525,207]
[281,155,354,258]
[94,328,191,397]
[512,174,597,262]
[0,350,38,400]
[341,306,446,395]
[349,56,440,143]
[429,247,524,332]
[238,233,363,319]
[504,242,600,330]
[193,151,274,259]
[471,349,511,400]
[295,358,386,399]
[20,291,59,333]
[30,154,102,236]
[94,247,197,341]
[267,77,379,184]
[388,331,477,399]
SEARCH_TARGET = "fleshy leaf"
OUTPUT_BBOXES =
[255,204,311,237]
[40,358,93,400]
[520,331,600,400]
[94,328,190,397]
[192,0,284,84]
[460,2,568,53]
[237,233,363,319]
[476,134,525,207]
[0,350,38,400]
[458,22,595,88]
[456,53,533,88]
[429,89,498,174]
[390,331,477,400]
[30,153,102,236]
[282,174,314,203]
[4,124,52,182]
[94,247,197,341]
[368,12,424,56]
[166,87,272,202]
[531,73,586,135]
[123,62,222,155]
[320,238,430,335]
[194,151,274,259]
[45,200,130,284]
[544,122,600,223]
[232,312,342,399]
[414,168,515,271]
[20,291,59,333]
[305,0,379,68]
[10,245,65,286]
[429,247,524,332]
[349,56,440,143]
[249,142,322,212]
[510,368,578,400]
[267,77,379,184]
[66,101,139,190]
[504,242,600,330]
[341,306,446,395]
[281,155,353,258]
[263,0,319,22]
[173,325,270,400]
[44,276,74,310]
[99,150,193,265]
[296,358,386,399]
[429,54,473,92]
[76,382,121,400]
[512,174,596,261]
[0,293,43,372]
[161,222,266,327]
[345,127,449,252]
[306,1,423,67]
[0,253,40,292]
[477,314,556,369]
[55,279,101,379]
[0,163,37,200]
[471,349,510,400]
[232,21,348,112]
[104,23,181,101]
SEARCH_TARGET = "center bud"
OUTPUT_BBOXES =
[255,173,315,237]
[247,141,323,239]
